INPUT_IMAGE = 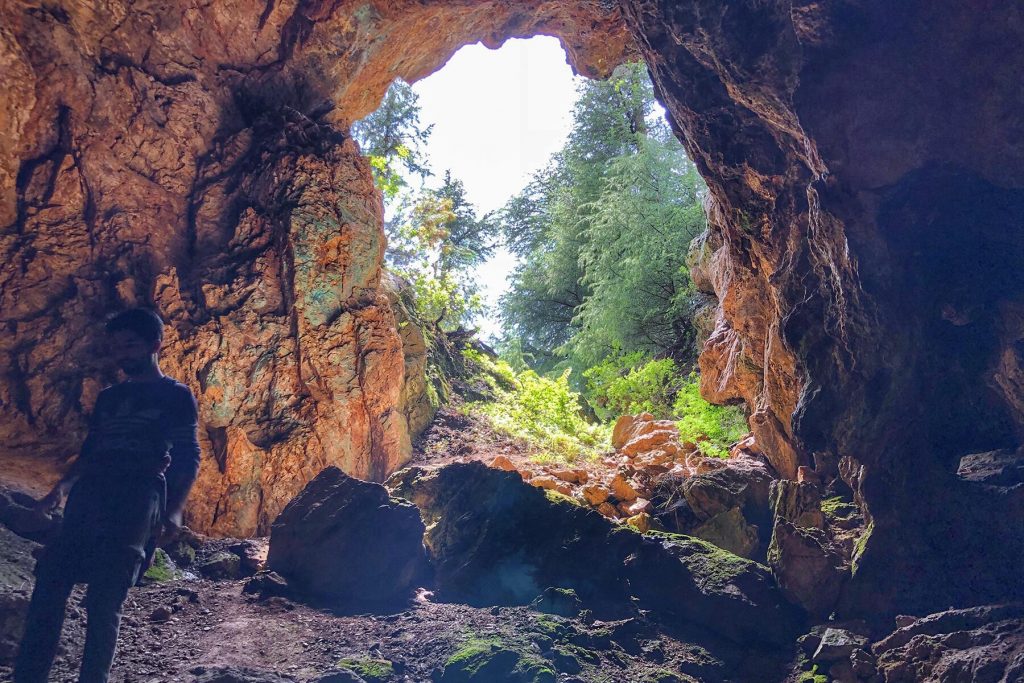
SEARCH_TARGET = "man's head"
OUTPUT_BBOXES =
[105,308,164,375]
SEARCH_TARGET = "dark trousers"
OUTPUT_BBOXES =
[14,477,161,683]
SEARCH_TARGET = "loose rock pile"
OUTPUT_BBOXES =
[488,413,777,558]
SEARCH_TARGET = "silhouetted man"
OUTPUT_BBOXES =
[14,308,201,683]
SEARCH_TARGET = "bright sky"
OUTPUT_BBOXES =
[408,36,584,340]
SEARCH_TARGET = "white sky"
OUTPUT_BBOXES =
[408,36,584,340]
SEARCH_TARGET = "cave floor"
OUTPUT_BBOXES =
[5,573,759,683]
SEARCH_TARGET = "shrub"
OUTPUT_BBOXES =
[673,374,748,458]
[470,359,609,462]
[583,352,681,420]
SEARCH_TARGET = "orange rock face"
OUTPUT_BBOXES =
[0,1,634,535]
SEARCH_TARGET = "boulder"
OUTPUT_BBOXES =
[387,462,802,644]
[267,467,427,605]
[609,474,639,502]
[611,415,637,450]
[811,627,869,663]
[767,480,849,618]
[691,507,759,559]
[957,448,1024,486]
[197,551,242,580]
[581,485,610,506]
[624,532,803,645]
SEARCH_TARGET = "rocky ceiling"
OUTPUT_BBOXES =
[2,0,1023,621]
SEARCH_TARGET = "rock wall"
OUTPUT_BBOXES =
[0,1,633,536]
[622,0,1024,620]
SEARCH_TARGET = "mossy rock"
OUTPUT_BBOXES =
[441,638,555,683]
[645,670,685,683]
[143,549,180,582]
[336,657,394,682]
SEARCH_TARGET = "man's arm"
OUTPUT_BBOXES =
[37,391,107,512]
[163,388,201,529]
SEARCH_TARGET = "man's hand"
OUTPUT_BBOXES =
[35,481,70,513]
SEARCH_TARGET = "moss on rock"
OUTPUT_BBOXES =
[336,657,395,682]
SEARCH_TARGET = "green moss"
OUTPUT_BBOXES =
[543,489,582,507]
[143,549,177,582]
[533,614,568,639]
[821,496,859,520]
[337,657,395,682]
[645,670,683,683]
[851,520,874,575]
[555,643,599,665]
[798,664,829,683]
[443,637,554,682]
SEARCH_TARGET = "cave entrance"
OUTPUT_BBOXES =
[351,36,751,531]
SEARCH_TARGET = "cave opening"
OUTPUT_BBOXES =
[3,2,1024,679]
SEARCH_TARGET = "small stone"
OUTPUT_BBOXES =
[610,474,638,502]
[582,484,610,506]
[149,606,172,623]
[894,614,916,628]
[626,512,651,533]
[596,502,619,518]
[489,455,517,472]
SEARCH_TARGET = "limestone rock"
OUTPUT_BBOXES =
[267,467,427,605]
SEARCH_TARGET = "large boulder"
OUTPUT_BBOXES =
[266,467,427,606]
[386,462,802,645]
[651,454,777,559]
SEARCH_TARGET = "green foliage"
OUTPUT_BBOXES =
[583,352,680,419]
[389,173,499,330]
[336,658,395,682]
[353,79,433,200]
[673,374,748,458]
[499,62,707,374]
[467,352,609,462]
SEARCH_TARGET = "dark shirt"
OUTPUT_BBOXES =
[77,376,201,508]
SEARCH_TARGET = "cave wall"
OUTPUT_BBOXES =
[622,0,1024,619]
[0,0,633,535]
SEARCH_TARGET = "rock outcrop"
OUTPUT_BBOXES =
[266,466,427,606]
[386,462,801,644]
